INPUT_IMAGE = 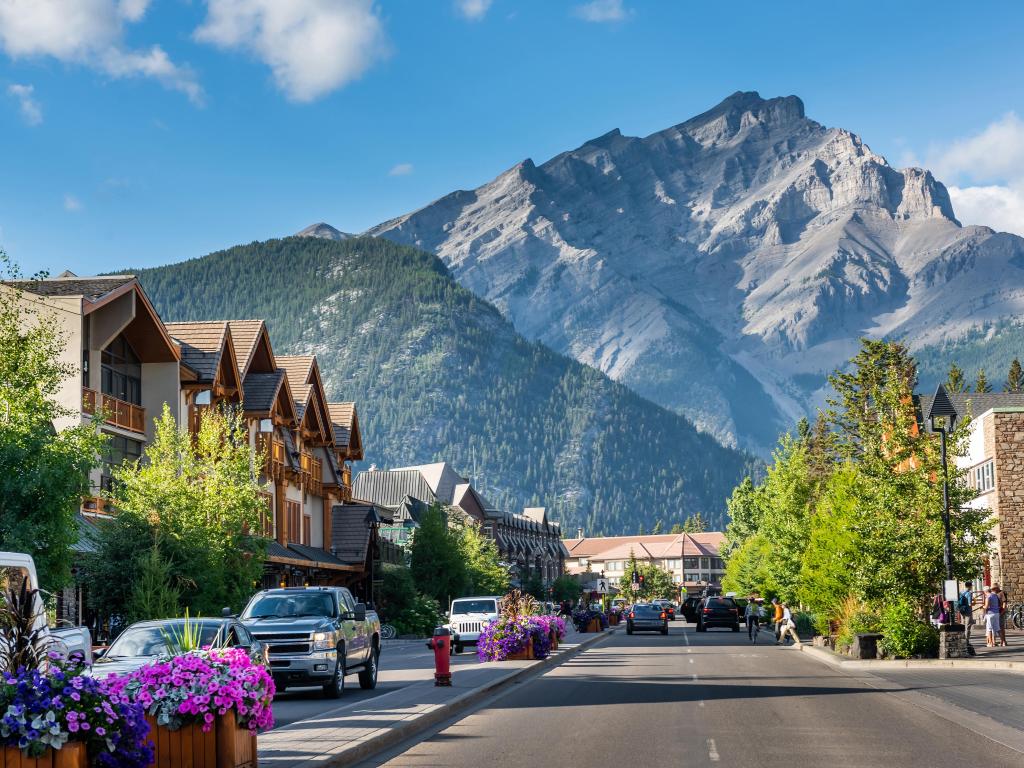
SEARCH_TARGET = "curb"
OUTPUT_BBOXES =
[290,627,618,767]
[798,643,1024,672]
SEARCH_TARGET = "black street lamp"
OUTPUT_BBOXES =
[926,384,959,583]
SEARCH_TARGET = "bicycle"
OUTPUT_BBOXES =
[380,623,397,640]
[1009,602,1024,630]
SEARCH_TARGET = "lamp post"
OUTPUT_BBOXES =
[926,384,959,584]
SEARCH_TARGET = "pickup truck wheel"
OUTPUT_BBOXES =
[323,654,346,699]
[358,646,379,690]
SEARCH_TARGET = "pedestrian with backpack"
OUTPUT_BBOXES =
[776,603,802,648]
[958,582,975,642]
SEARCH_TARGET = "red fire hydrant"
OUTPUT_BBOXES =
[426,626,452,686]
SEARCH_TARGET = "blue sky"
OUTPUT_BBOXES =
[2,0,1023,276]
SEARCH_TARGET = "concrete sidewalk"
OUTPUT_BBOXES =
[258,627,617,767]
[798,641,1024,672]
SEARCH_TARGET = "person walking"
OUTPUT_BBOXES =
[983,585,1001,648]
[776,603,802,648]
[958,582,976,642]
[771,598,784,640]
[745,596,760,643]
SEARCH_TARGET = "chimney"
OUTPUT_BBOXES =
[368,463,378,472]
[576,527,584,539]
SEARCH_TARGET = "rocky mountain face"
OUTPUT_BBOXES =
[296,222,351,241]
[367,91,1024,455]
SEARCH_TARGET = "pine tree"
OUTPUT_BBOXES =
[651,519,664,535]
[669,523,684,534]
[976,368,993,393]
[683,513,708,533]
[1006,358,1023,393]
[946,362,967,393]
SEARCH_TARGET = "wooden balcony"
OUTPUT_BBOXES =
[257,435,287,480]
[82,387,145,434]
[299,451,323,497]
[81,496,112,516]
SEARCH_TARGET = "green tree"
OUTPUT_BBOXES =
[410,504,467,607]
[945,362,967,393]
[651,519,664,535]
[107,405,267,614]
[550,574,580,603]
[82,512,154,631]
[669,523,684,534]
[682,513,707,533]
[460,522,509,596]
[975,368,992,393]
[638,562,676,601]
[1005,358,1023,393]
[127,543,181,622]
[0,255,105,590]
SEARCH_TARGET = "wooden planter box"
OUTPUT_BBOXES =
[586,618,602,633]
[147,710,257,768]
[505,637,533,661]
[549,630,559,651]
[0,743,86,768]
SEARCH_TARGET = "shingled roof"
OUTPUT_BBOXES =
[352,469,437,509]
[165,321,230,382]
[562,532,726,560]
[242,371,286,413]
[276,356,315,404]
[6,275,134,301]
[227,320,269,376]
[915,391,1024,433]
[331,503,382,565]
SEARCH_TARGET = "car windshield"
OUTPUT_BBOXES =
[244,593,336,619]
[106,623,223,658]
[451,599,496,614]
[634,605,661,615]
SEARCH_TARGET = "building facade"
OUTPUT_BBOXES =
[562,532,727,596]
[8,273,383,617]
[917,392,1024,600]
[353,462,568,585]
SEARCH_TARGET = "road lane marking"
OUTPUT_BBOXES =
[688,658,694,663]
[699,700,705,707]
[683,631,690,646]
[707,738,720,762]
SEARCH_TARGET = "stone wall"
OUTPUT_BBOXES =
[994,412,1024,600]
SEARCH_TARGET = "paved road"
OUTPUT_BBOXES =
[369,623,1024,768]
[272,641,482,728]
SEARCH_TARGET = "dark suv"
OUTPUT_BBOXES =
[696,596,740,632]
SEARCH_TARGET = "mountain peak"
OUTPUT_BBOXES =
[295,222,351,241]
[681,91,805,133]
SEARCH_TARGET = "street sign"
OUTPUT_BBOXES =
[943,579,959,601]
[631,570,639,585]
[630,583,639,593]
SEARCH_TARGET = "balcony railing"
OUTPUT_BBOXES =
[256,435,286,480]
[82,387,145,434]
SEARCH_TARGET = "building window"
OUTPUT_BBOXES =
[259,492,273,537]
[101,434,143,489]
[302,514,312,546]
[974,460,995,493]
[287,501,302,543]
[685,572,700,582]
[101,335,142,405]
[711,558,724,570]
[683,556,699,569]
[700,557,710,570]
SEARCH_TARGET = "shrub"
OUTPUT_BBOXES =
[880,600,939,658]
[392,592,444,637]
[834,595,881,648]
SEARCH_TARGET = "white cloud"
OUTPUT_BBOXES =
[0,0,202,103]
[8,83,42,125]
[63,194,82,212]
[572,0,627,22]
[389,162,413,176]
[455,0,492,20]
[917,113,1024,237]
[195,0,389,103]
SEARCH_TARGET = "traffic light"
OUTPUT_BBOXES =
[631,569,639,585]
[639,574,645,585]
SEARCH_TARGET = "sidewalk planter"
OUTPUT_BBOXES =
[146,710,256,768]
[550,630,559,650]
[505,637,534,661]
[0,743,86,768]
[586,618,601,633]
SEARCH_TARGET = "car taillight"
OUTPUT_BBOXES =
[730,608,737,613]
[629,612,635,619]
[703,608,711,613]
[660,612,666,619]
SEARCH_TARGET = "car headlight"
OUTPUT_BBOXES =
[311,632,335,651]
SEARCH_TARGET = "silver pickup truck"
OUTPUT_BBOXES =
[241,586,380,698]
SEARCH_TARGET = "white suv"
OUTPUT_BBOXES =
[445,596,502,653]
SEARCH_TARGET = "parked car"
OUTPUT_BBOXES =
[444,596,502,654]
[91,617,265,677]
[626,604,669,635]
[0,551,92,664]
[696,596,740,632]
[241,587,381,698]
[681,596,702,623]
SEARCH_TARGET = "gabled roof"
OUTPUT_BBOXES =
[276,355,315,404]
[277,355,332,444]
[390,462,465,505]
[242,371,286,414]
[562,532,726,559]
[227,320,274,377]
[327,402,363,460]
[166,321,242,397]
[352,469,438,509]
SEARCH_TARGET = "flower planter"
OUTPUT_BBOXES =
[549,630,559,651]
[504,637,534,661]
[586,618,601,633]
[146,711,256,768]
[0,743,86,768]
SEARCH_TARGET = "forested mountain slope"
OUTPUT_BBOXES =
[136,236,755,533]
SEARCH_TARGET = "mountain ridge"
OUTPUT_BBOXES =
[367,91,1024,455]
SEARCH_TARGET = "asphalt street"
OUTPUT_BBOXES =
[271,641,484,728]
[367,623,1024,768]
